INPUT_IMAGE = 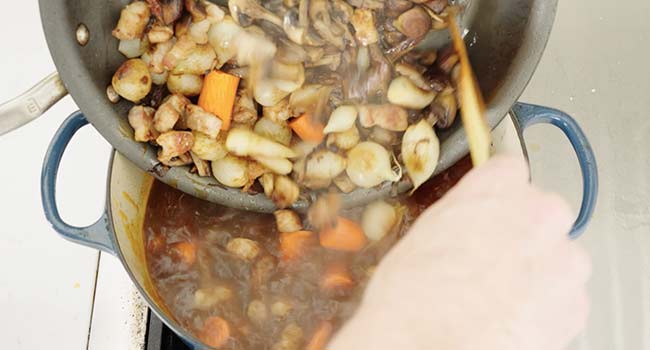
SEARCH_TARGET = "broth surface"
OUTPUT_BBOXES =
[144,157,471,349]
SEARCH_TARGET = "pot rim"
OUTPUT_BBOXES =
[104,158,207,348]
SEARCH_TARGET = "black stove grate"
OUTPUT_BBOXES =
[146,310,191,350]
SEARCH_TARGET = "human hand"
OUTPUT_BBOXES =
[330,156,591,350]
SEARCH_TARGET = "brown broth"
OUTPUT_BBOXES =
[143,157,472,349]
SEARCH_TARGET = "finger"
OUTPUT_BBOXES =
[449,155,530,198]
[524,191,575,250]
[527,239,591,293]
[565,242,592,285]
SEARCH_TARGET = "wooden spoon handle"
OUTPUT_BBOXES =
[448,13,492,166]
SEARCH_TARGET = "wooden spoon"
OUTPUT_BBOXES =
[448,10,492,166]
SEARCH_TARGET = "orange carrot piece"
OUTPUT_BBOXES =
[319,217,367,252]
[147,233,166,254]
[279,230,314,261]
[289,113,325,143]
[198,70,240,131]
[306,321,334,350]
[200,316,231,349]
[320,265,355,293]
[170,241,197,266]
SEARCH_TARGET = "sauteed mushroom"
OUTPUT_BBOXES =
[147,0,184,25]
[394,6,432,39]
[184,0,207,22]
[309,0,346,49]
[229,0,283,27]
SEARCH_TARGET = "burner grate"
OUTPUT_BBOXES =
[146,310,191,350]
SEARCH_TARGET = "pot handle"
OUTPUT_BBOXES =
[0,72,68,136]
[511,102,598,239]
[41,111,116,255]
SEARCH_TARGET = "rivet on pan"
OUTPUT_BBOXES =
[106,85,121,103]
[76,24,90,46]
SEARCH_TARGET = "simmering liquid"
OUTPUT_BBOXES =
[144,157,471,349]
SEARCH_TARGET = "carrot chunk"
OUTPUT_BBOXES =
[198,70,240,131]
[200,316,231,348]
[320,265,355,293]
[279,230,314,261]
[319,217,367,252]
[289,113,325,143]
[306,321,334,350]
[170,241,196,266]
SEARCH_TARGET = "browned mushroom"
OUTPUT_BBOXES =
[385,37,419,62]
[229,0,283,27]
[395,62,431,91]
[276,37,309,64]
[330,0,356,46]
[190,151,212,177]
[366,44,393,100]
[427,87,458,128]
[394,6,432,39]
[184,0,207,22]
[232,88,258,125]
[283,2,325,46]
[350,9,379,46]
[305,53,341,71]
[309,0,345,49]
[146,0,184,25]
[424,0,449,14]
[423,65,451,92]
[174,14,192,37]
[437,46,460,73]
[346,0,384,10]
[385,0,413,18]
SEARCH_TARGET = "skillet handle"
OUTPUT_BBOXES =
[41,111,116,255]
[511,102,598,239]
[0,72,68,136]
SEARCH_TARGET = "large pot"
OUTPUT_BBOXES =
[41,103,597,348]
[3,0,561,212]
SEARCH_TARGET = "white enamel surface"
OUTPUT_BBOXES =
[0,1,111,348]
[88,254,148,350]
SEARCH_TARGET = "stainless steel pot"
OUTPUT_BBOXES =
[4,0,563,212]
[41,103,597,349]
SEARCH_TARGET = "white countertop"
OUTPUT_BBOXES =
[0,1,648,349]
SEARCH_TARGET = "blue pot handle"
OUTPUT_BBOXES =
[511,102,598,239]
[41,111,116,255]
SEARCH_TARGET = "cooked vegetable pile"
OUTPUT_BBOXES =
[112,0,461,208]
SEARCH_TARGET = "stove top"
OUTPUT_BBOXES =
[146,311,190,350]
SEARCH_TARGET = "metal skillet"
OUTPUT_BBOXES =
[0,0,559,212]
